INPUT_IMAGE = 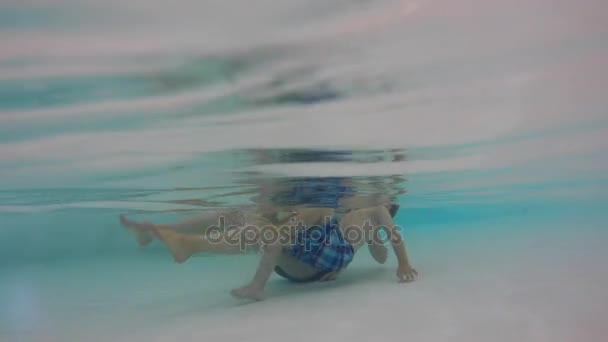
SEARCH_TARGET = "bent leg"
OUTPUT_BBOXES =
[152,228,254,263]
[230,243,283,301]
[119,210,254,248]
[368,242,388,264]
[154,210,249,234]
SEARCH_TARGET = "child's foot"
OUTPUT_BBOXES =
[230,285,265,301]
[119,215,155,247]
[120,214,155,231]
[151,228,195,264]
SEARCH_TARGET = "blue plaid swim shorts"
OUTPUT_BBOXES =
[289,218,355,273]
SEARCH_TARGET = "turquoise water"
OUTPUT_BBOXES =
[2,1,608,341]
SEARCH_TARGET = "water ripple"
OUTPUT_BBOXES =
[0,0,607,210]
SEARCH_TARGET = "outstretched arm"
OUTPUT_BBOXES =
[339,205,417,283]
[373,205,417,283]
[386,226,417,282]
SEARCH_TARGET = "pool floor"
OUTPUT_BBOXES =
[1,213,606,342]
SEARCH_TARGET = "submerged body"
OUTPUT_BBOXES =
[120,204,417,301]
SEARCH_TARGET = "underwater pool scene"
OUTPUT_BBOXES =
[1,0,608,341]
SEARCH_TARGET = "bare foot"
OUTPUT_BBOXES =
[120,214,154,231]
[230,285,265,301]
[152,228,195,264]
[119,215,155,247]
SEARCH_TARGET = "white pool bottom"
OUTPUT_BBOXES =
[2,215,606,342]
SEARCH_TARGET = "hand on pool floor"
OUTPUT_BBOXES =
[396,265,418,283]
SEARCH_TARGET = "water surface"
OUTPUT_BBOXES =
[1,1,607,341]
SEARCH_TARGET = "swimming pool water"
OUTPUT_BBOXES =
[1,0,608,341]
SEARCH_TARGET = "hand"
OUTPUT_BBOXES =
[396,264,418,283]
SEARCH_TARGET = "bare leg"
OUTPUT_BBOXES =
[229,208,334,300]
[152,228,252,263]
[230,243,283,301]
[368,243,388,264]
[364,212,388,264]
[154,210,249,234]
[119,210,255,249]
[120,215,154,247]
